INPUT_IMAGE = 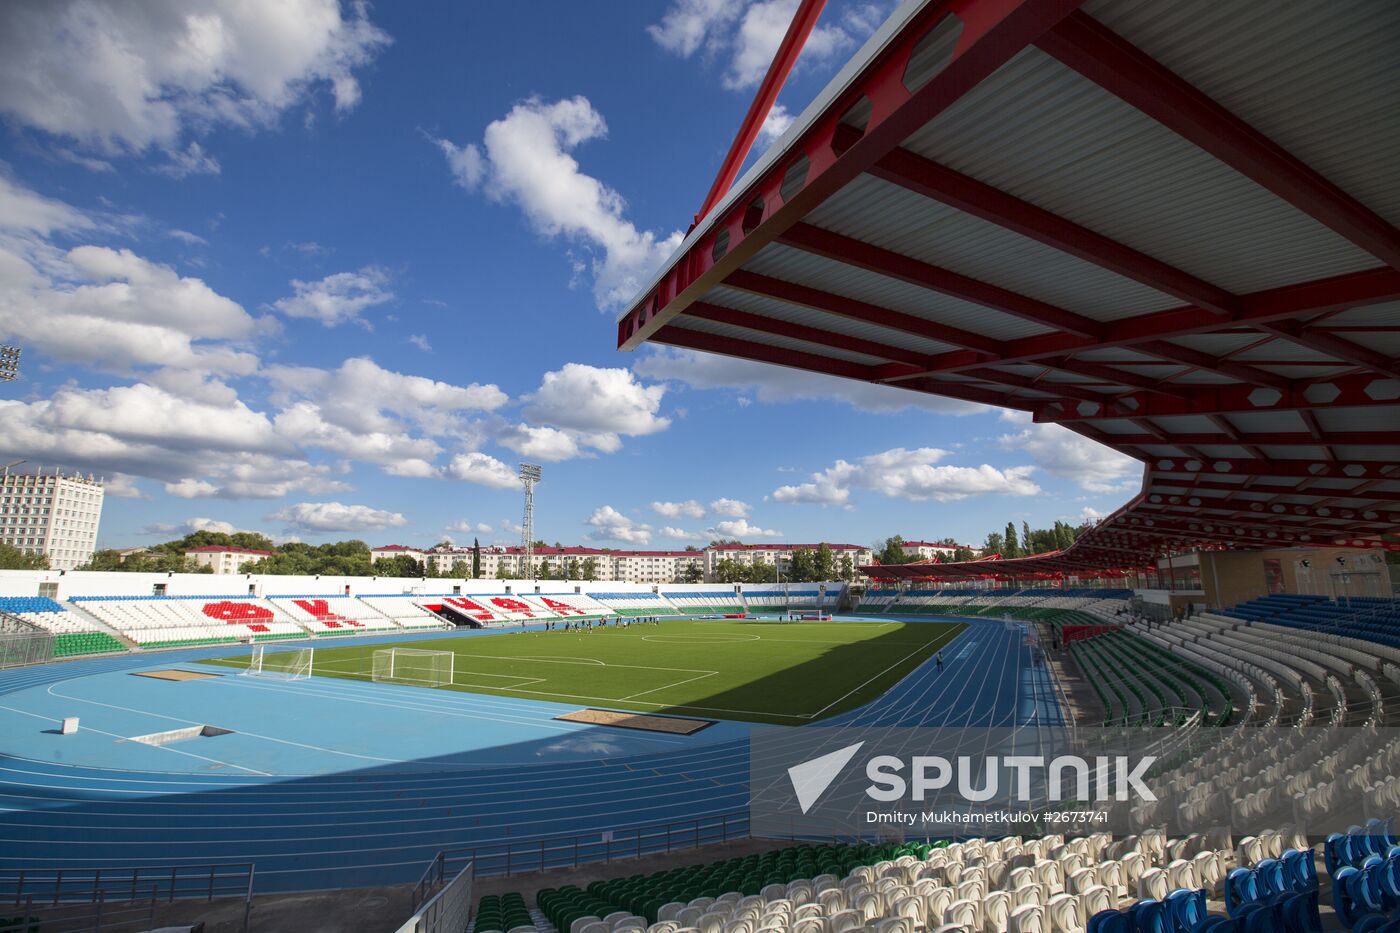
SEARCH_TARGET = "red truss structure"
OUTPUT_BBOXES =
[617,0,1400,576]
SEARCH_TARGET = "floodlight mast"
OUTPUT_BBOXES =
[519,462,542,580]
[0,346,21,382]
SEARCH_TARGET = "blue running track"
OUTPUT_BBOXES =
[0,617,1061,892]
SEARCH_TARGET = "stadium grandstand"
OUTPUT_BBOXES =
[2,0,1399,931]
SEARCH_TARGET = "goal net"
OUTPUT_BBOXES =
[373,648,454,687]
[243,645,313,680]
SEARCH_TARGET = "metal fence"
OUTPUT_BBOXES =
[0,611,53,669]
[0,863,254,933]
[395,861,473,933]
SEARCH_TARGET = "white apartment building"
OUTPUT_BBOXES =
[184,546,276,574]
[421,546,703,583]
[0,468,105,571]
[703,543,874,580]
[372,541,869,584]
[901,540,981,561]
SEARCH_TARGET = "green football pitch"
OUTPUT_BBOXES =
[201,618,965,724]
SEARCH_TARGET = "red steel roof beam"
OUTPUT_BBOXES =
[620,0,1088,351]
[1038,11,1400,270]
[696,0,829,225]
[776,222,1105,337]
[861,137,1239,316]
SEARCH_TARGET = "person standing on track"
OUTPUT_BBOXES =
[936,651,944,672]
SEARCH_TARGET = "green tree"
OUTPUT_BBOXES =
[813,542,835,580]
[984,531,1005,557]
[713,558,748,583]
[749,558,777,583]
[952,546,977,562]
[580,557,599,581]
[471,538,481,578]
[1022,521,1033,555]
[377,554,424,577]
[681,560,705,583]
[539,559,554,579]
[839,554,855,582]
[496,563,512,579]
[788,549,816,582]
[1004,522,1020,559]
[563,557,578,580]
[876,535,908,565]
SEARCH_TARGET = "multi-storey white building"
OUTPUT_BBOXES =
[416,546,703,583]
[184,546,276,574]
[703,543,874,580]
[371,541,868,584]
[0,468,105,570]
[901,540,981,561]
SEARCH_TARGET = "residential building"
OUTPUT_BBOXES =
[0,467,105,571]
[370,545,430,565]
[184,546,276,574]
[703,543,874,581]
[901,540,980,561]
[371,541,871,584]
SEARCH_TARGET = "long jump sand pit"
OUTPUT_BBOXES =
[555,708,715,735]
[131,669,221,682]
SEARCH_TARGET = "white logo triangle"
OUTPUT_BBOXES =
[788,741,864,814]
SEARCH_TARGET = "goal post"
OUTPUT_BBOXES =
[372,647,454,687]
[243,645,313,680]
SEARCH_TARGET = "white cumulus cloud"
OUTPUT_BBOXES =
[774,447,1042,505]
[431,96,682,310]
[273,266,393,327]
[585,505,652,544]
[0,0,389,166]
[519,363,670,455]
[446,452,520,490]
[652,499,705,519]
[998,411,1142,495]
[271,501,408,533]
[709,518,782,538]
[634,346,983,415]
[709,498,751,517]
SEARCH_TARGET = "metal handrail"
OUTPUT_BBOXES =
[411,811,748,910]
[0,862,254,932]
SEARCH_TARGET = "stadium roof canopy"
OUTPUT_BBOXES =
[617,0,1400,575]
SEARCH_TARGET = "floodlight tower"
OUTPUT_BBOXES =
[0,346,20,382]
[519,462,542,579]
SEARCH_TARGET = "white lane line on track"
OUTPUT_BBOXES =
[44,683,410,765]
[0,702,271,777]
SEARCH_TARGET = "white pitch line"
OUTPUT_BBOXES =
[620,670,719,701]
[802,633,951,719]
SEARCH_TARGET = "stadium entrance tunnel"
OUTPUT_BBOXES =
[429,604,484,628]
[123,725,235,746]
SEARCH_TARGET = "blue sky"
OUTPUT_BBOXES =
[0,0,1139,552]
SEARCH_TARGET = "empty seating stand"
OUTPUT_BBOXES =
[661,592,745,614]
[588,592,677,616]
[267,596,399,635]
[356,594,451,628]
[0,596,125,657]
[70,595,305,648]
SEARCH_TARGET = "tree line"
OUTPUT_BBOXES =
[871,521,1085,566]
[710,543,857,584]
